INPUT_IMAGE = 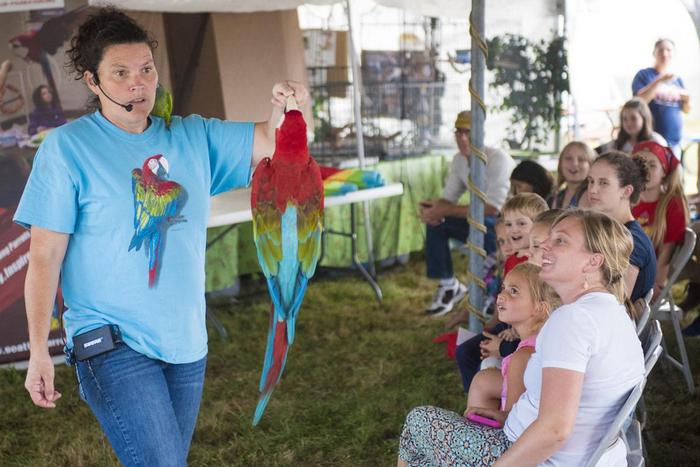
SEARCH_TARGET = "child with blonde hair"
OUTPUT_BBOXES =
[502,193,549,275]
[466,263,560,415]
[632,141,689,301]
[528,209,563,267]
[479,206,558,365]
[549,142,595,209]
[446,217,513,330]
[455,194,548,392]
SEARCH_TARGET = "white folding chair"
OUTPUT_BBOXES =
[624,346,663,467]
[651,227,697,394]
[643,288,654,306]
[634,296,652,336]
[634,320,662,432]
[585,378,647,467]
[641,320,663,373]
[587,326,664,467]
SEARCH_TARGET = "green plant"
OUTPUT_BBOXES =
[486,33,569,150]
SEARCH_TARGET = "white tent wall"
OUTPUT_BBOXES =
[566,0,700,145]
[209,10,312,123]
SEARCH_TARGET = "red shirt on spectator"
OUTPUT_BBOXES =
[504,253,529,277]
[632,196,686,248]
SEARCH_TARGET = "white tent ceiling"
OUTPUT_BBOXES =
[89,0,470,17]
[89,0,338,13]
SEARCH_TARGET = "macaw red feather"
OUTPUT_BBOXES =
[251,109,324,426]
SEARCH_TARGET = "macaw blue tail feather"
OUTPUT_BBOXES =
[253,316,290,426]
[252,391,272,426]
[286,275,308,345]
[128,233,143,252]
[147,231,160,288]
[258,304,278,392]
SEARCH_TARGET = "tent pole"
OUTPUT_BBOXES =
[345,0,377,279]
[467,0,487,332]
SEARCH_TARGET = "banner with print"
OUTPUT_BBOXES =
[0,4,88,364]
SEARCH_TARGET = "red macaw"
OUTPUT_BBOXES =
[129,154,185,287]
[250,107,324,425]
[8,6,88,109]
[8,6,88,63]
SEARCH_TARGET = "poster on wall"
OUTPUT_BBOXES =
[361,50,436,119]
[0,4,89,365]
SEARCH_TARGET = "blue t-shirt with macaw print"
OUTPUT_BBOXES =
[14,111,254,363]
[632,67,685,147]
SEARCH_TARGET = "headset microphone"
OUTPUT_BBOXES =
[97,83,133,112]
[93,73,133,112]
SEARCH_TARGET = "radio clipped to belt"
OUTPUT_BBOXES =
[71,324,123,361]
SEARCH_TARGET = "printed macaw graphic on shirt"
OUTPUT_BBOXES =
[636,211,653,237]
[654,82,684,108]
[128,154,186,287]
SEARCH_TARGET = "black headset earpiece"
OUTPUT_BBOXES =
[92,71,133,112]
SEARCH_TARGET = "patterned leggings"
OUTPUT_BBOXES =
[399,406,512,467]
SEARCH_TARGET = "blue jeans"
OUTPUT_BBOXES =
[75,343,207,466]
[425,215,497,279]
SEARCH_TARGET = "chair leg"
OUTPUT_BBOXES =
[637,397,647,430]
[653,303,695,393]
[670,305,695,394]
[623,419,645,467]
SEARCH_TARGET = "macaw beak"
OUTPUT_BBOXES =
[147,156,170,178]
[158,157,170,176]
[8,41,28,60]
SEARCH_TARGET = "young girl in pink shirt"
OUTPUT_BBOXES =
[466,262,560,414]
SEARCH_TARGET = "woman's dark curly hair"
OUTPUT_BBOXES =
[66,7,157,82]
[593,150,649,204]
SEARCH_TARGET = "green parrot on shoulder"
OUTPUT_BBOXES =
[151,84,173,127]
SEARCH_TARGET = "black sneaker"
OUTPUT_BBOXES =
[678,282,700,312]
[425,281,468,317]
[682,315,700,337]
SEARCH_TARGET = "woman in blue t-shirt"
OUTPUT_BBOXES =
[15,7,309,466]
[632,38,690,156]
[585,151,657,302]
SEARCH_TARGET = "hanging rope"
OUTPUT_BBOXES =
[463,9,489,324]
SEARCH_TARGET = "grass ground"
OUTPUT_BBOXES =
[1,253,699,466]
